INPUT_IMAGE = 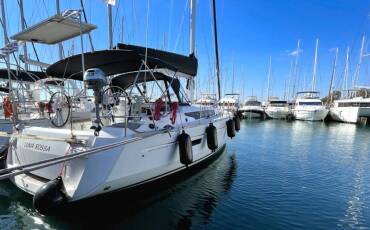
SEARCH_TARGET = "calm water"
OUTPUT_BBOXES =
[1,120,370,229]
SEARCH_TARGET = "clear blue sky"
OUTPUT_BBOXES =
[2,0,370,101]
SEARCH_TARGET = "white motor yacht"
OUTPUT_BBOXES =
[239,96,264,119]
[265,97,292,119]
[219,93,240,116]
[293,91,328,121]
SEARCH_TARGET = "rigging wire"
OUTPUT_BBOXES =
[174,0,189,52]
[80,0,95,51]
[143,0,150,96]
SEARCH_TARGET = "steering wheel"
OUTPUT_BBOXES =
[101,86,128,119]
[48,92,71,127]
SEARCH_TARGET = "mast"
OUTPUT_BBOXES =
[108,3,113,49]
[212,0,221,101]
[266,56,272,101]
[19,0,28,70]
[190,0,196,55]
[55,0,63,59]
[0,0,8,45]
[343,47,350,91]
[328,47,339,104]
[291,40,300,98]
[353,36,365,87]
[311,38,319,91]
[186,0,196,102]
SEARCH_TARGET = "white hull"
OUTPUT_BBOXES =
[8,115,228,202]
[242,111,261,119]
[329,106,370,123]
[265,107,291,119]
[0,119,13,153]
[240,105,263,119]
[0,117,52,154]
[293,108,328,121]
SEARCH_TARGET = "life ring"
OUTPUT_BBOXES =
[3,96,13,118]
[170,102,178,124]
[154,98,164,121]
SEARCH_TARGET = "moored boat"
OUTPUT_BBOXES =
[293,91,328,121]
[265,97,292,119]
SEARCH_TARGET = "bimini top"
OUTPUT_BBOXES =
[11,14,96,44]
[46,44,198,79]
[116,43,197,76]
[0,69,48,82]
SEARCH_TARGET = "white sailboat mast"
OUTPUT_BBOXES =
[328,47,339,103]
[190,0,196,56]
[353,36,365,87]
[343,47,350,91]
[212,0,221,101]
[290,40,300,98]
[108,3,113,49]
[311,38,319,91]
[266,56,272,101]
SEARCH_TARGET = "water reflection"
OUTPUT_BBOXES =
[175,154,237,230]
[0,149,237,229]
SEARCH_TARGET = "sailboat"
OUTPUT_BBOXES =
[329,38,370,123]
[292,39,328,121]
[4,0,237,215]
[0,0,96,158]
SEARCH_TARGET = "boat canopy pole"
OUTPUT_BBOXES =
[55,0,64,59]
[212,0,221,101]
[19,0,28,70]
[0,0,16,118]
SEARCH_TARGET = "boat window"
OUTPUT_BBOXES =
[298,102,322,106]
[270,104,285,107]
[245,101,261,106]
[338,102,370,107]
[185,110,215,119]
